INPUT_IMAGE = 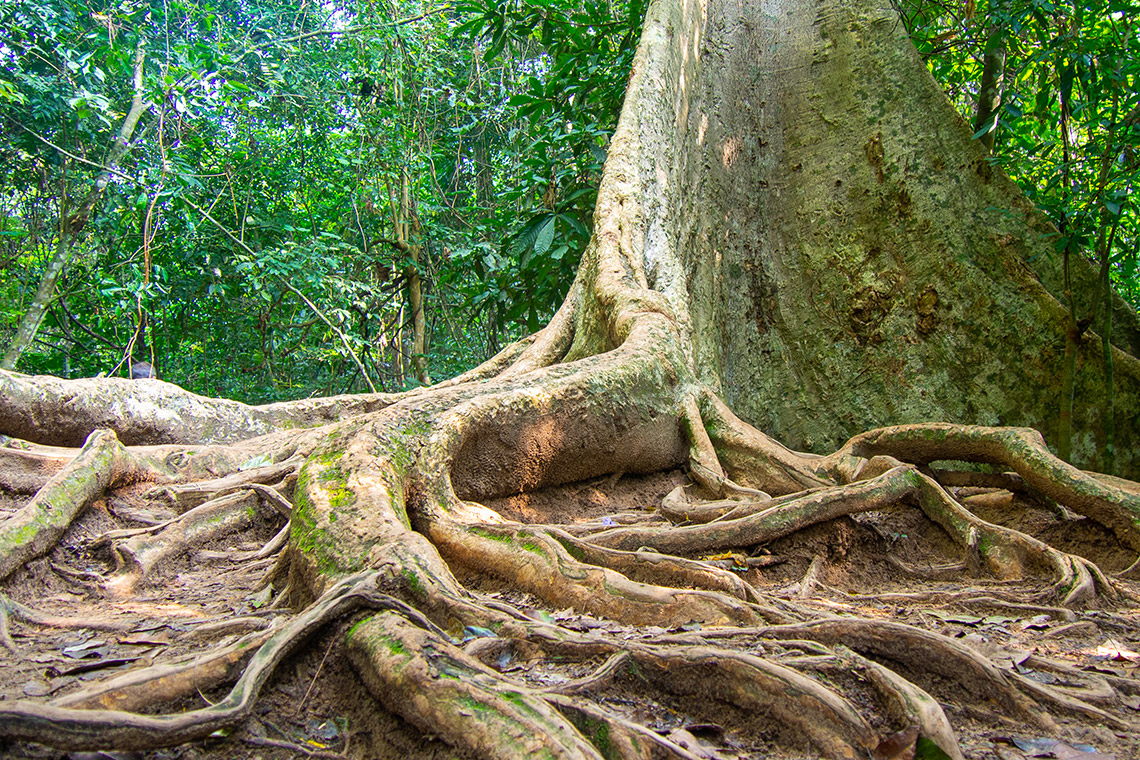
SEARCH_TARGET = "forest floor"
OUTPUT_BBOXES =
[1,470,1138,760]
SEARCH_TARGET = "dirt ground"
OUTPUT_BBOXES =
[2,469,1138,759]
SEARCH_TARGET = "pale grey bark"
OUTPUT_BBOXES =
[574,0,1140,477]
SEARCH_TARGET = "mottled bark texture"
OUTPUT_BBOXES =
[619,0,1139,476]
[2,0,1139,758]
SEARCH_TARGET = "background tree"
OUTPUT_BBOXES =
[1,0,643,400]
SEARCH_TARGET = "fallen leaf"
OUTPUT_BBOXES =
[462,626,496,641]
[248,586,273,608]
[56,657,139,677]
[1093,639,1140,663]
[991,650,1033,670]
[119,633,170,647]
[926,610,984,625]
[1053,742,1115,760]
[61,639,106,658]
[874,726,918,760]
[1021,615,1052,630]
[1010,737,1114,759]
[22,681,50,697]
[981,615,1016,625]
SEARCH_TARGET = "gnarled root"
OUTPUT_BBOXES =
[0,571,400,750]
[0,430,168,581]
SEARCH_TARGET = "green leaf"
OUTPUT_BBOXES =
[915,736,954,760]
[533,215,555,256]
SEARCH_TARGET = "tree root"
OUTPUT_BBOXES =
[0,571,403,750]
[845,424,1140,553]
[540,526,790,615]
[147,456,301,511]
[586,463,1114,607]
[103,488,277,597]
[543,693,709,760]
[50,627,275,711]
[0,430,155,581]
[832,645,965,760]
[0,593,136,641]
[432,521,764,627]
[3,378,1137,760]
[348,610,610,760]
[756,618,1073,728]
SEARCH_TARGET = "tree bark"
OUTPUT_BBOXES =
[973,17,1006,152]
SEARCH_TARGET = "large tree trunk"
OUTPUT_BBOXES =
[2,0,1139,758]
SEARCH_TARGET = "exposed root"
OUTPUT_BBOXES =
[104,488,277,597]
[544,694,708,760]
[50,627,276,711]
[758,618,1050,725]
[832,646,965,760]
[431,521,764,627]
[792,553,827,599]
[147,457,300,511]
[0,600,14,653]
[0,593,136,635]
[845,424,1140,553]
[0,430,164,581]
[0,571,400,750]
[3,390,1137,760]
[537,651,633,695]
[349,610,609,760]
[587,462,1115,607]
[587,467,914,553]
[541,526,791,615]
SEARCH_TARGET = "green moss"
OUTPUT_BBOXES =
[402,567,426,599]
[347,616,372,639]
[317,450,345,465]
[2,521,40,548]
[381,634,407,655]
[554,535,586,561]
[470,526,513,543]
[327,485,356,511]
[521,540,542,554]
[569,714,617,760]
[290,461,356,576]
[498,690,542,719]
[458,695,493,717]
[318,465,348,485]
[401,418,432,438]
[383,418,431,473]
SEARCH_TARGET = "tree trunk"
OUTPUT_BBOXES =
[2,211,72,371]
[2,43,149,371]
[2,0,1140,758]
[973,19,1006,152]
[399,169,431,386]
